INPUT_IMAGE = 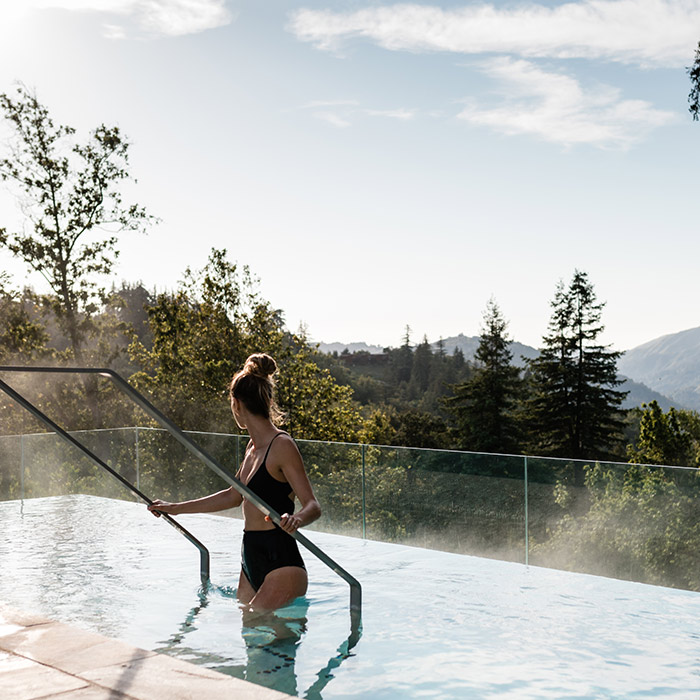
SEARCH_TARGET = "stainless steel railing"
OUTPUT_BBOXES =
[0,366,362,634]
[0,374,211,583]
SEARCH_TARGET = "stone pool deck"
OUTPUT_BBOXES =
[0,603,294,700]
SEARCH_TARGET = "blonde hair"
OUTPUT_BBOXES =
[229,353,283,424]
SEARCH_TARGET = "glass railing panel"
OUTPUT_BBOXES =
[0,434,22,501]
[132,428,235,505]
[296,439,364,538]
[527,458,700,590]
[364,446,527,563]
[2,429,129,501]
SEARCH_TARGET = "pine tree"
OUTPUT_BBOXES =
[446,299,522,453]
[524,270,627,470]
[411,335,432,393]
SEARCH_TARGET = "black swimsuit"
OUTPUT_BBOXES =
[240,433,305,591]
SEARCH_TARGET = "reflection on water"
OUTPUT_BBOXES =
[155,582,361,700]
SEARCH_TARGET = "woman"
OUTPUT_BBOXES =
[148,353,321,611]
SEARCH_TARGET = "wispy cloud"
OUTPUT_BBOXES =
[299,100,417,127]
[302,99,360,109]
[314,111,352,128]
[365,108,415,120]
[28,0,232,37]
[288,1,700,68]
[457,58,676,147]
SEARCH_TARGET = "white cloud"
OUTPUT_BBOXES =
[457,58,676,147]
[302,99,360,109]
[288,1,700,68]
[314,111,352,127]
[301,101,416,126]
[24,0,232,37]
[365,108,415,120]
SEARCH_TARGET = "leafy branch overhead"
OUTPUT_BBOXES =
[0,83,156,358]
[689,40,700,121]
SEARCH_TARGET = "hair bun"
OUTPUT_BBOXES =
[244,353,277,379]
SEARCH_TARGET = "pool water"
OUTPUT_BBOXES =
[1,495,699,699]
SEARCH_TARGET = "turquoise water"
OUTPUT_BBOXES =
[1,495,699,699]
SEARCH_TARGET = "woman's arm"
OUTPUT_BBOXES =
[148,486,242,517]
[273,437,321,534]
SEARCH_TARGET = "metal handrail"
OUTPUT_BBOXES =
[0,366,362,630]
[0,375,211,584]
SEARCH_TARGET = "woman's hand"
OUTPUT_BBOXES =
[147,499,179,517]
[278,512,302,534]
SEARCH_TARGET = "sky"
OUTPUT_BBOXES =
[0,0,698,353]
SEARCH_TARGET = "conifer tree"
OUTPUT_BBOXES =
[446,299,521,453]
[524,271,627,470]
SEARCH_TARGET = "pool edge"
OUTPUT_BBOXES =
[0,601,296,699]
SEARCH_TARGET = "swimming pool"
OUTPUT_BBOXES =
[1,495,699,699]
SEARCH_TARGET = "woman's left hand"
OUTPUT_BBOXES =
[279,513,302,533]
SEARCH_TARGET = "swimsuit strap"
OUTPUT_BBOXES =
[261,431,285,465]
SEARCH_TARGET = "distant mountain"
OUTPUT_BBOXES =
[317,334,540,364]
[618,376,687,411]
[432,334,539,368]
[618,326,700,411]
[319,333,684,411]
[317,341,386,355]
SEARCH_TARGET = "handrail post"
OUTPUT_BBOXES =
[20,433,25,501]
[135,426,140,493]
[361,443,366,540]
[524,455,529,567]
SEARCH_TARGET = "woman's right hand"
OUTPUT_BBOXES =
[147,499,178,517]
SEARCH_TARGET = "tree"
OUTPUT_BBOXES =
[532,461,700,591]
[131,248,367,441]
[446,298,521,453]
[524,271,627,470]
[688,40,700,121]
[390,325,413,385]
[627,400,697,467]
[0,84,154,361]
[0,273,48,362]
[390,409,450,449]
[411,335,432,393]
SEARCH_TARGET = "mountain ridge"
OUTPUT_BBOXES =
[317,333,687,411]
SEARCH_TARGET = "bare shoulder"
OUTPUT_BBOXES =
[268,432,304,474]
[272,432,302,459]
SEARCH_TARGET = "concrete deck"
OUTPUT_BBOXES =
[0,603,294,699]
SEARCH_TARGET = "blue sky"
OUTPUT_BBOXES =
[0,0,698,352]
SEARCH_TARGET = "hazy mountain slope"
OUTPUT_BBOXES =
[317,341,385,355]
[318,334,540,366]
[319,334,683,411]
[619,377,687,411]
[618,327,700,410]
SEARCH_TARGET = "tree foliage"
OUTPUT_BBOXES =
[0,84,154,359]
[130,248,367,441]
[523,271,627,466]
[688,40,700,121]
[627,400,699,467]
[446,298,521,453]
[533,462,700,591]
[0,273,48,362]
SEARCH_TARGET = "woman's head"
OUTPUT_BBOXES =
[229,353,283,425]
